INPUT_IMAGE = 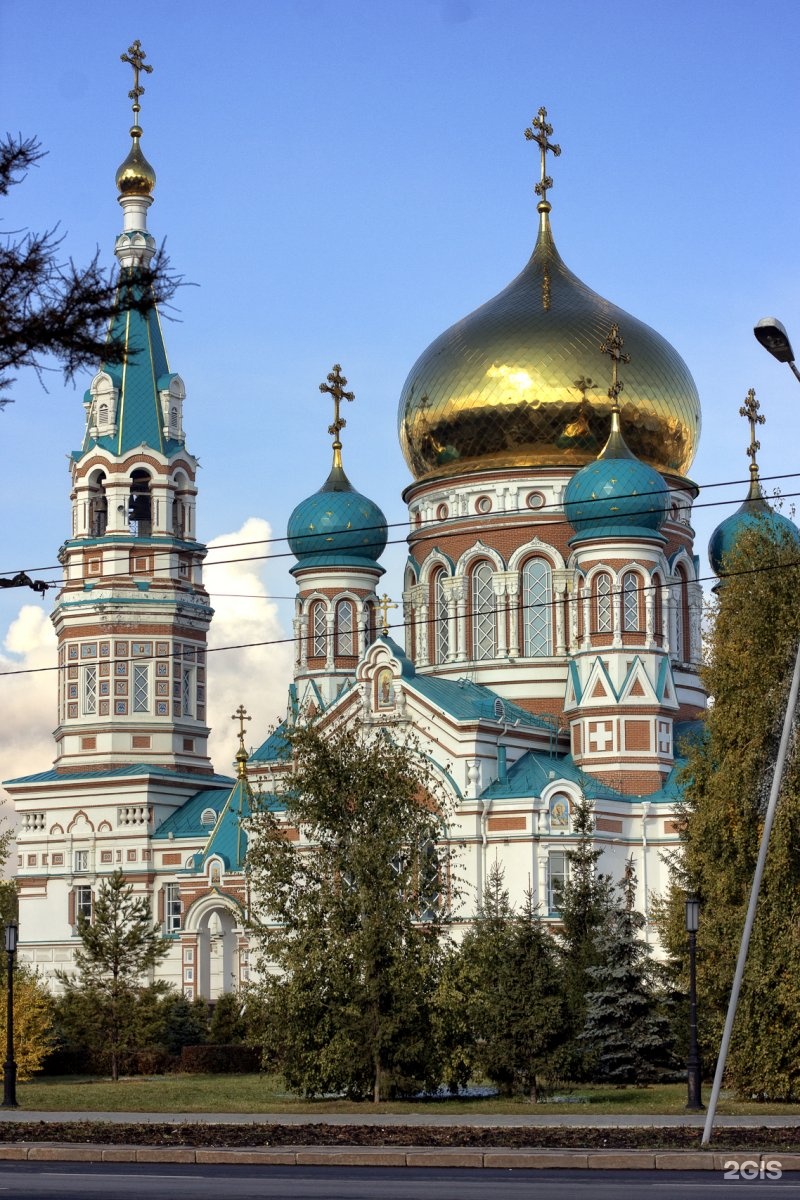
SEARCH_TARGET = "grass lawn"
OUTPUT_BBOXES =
[13,1075,800,1117]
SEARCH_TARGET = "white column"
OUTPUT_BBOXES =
[506,577,520,659]
[493,577,508,657]
[453,578,468,662]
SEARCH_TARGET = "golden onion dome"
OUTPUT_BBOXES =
[115,126,156,196]
[398,202,701,483]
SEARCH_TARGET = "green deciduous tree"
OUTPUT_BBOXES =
[247,724,458,1102]
[55,870,168,1081]
[581,860,676,1084]
[0,965,54,1080]
[658,519,800,1099]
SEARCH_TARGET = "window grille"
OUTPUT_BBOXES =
[548,851,568,913]
[312,603,327,657]
[75,885,92,923]
[165,882,182,932]
[133,664,149,713]
[336,600,354,656]
[83,665,97,715]
[73,849,89,873]
[471,563,496,660]
[523,559,552,656]
[182,667,193,717]
[433,571,449,663]
[595,574,612,633]
[622,572,640,631]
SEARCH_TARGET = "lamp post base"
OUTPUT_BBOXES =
[2,1060,18,1109]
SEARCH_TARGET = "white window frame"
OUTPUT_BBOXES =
[73,849,89,873]
[434,571,449,664]
[622,571,640,632]
[133,663,150,713]
[182,666,194,717]
[312,602,327,657]
[336,599,354,656]
[165,882,182,932]
[595,573,612,634]
[83,665,97,715]
[471,562,496,661]
[548,850,568,913]
[75,884,92,923]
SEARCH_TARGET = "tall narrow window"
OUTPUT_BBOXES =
[83,665,97,715]
[75,884,92,924]
[595,573,612,633]
[312,602,327,657]
[182,666,194,717]
[133,664,149,713]
[548,851,568,913]
[622,571,640,632]
[522,558,552,656]
[165,882,182,932]
[675,567,690,661]
[471,562,496,660]
[433,570,449,664]
[336,600,354,655]
[653,572,663,639]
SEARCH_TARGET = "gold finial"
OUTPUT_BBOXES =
[600,324,631,411]
[377,593,398,637]
[121,39,153,122]
[524,106,561,211]
[319,364,355,470]
[231,704,252,780]
[739,387,765,494]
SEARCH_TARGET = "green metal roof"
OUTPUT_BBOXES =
[4,765,235,787]
[152,787,233,841]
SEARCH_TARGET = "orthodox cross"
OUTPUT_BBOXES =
[739,387,765,478]
[120,40,153,121]
[378,593,398,637]
[573,376,596,402]
[524,107,561,206]
[231,704,252,778]
[320,364,355,448]
[599,324,631,408]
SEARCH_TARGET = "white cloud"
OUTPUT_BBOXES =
[0,604,58,845]
[205,517,293,776]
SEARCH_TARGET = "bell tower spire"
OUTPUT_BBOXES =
[50,41,214,777]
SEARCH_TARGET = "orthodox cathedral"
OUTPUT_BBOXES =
[5,47,787,1000]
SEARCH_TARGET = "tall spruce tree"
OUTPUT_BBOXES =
[581,860,675,1084]
[659,519,800,1098]
[246,725,457,1102]
[557,797,615,1078]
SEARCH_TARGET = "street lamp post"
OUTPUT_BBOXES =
[685,894,703,1111]
[2,920,18,1109]
[753,318,800,384]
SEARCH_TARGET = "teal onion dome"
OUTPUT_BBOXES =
[563,408,669,543]
[709,485,800,577]
[287,460,388,571]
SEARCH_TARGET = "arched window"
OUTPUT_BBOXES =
[432,569,449,664]
[127,469,152,538]
[336,599,354,656]
[622,571,641,632]
[471,561,496,660]
[675,566,690,662]
[594,572,612,634]
[310,601,327,658]
[522,558,552,656]
[652,572,663,639]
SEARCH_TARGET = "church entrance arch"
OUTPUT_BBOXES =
[183,894,241,1000]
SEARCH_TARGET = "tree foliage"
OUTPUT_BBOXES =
[659,519,800,1099]
[246,724,457,1101]
[55,870,168,1081]
[580,860,676,1084]
[451,865,563,1100]
[0,135,180,401]
[0,965,55,1080]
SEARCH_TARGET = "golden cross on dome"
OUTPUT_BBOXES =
[524,107,561,206]
[120,40,153,120]
[600,324,631,408]
[739,387,765,476]
[231,704,251,779]
[378,593,398,636]
[320,364,355,462]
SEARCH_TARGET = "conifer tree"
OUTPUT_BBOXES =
[659,519,800,1098]
[581,860,675,1084]
[56,870,168,1081]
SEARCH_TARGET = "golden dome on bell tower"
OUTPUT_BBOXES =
[398,109,701,484]
[115,40,156,197]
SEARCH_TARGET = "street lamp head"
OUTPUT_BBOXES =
[4,922,17,954]
[685,894,700,933]
[754,318,796,365]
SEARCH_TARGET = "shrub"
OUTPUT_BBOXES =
[179,1044,262,1073]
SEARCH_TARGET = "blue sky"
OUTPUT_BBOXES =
[0,0,798,786]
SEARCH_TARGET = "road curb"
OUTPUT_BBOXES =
[0,1143,749,1169]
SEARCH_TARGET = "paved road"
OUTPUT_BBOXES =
[1,1109,799,1127]
[1,1164,799,1200]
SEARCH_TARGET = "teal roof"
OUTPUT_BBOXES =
[708,487,800,576]
[77,282,183,460]
[251,723,291,764]
[192,777,253,872]
[152,787,234,840]
[481,745,692,805]
[287,460,388,569]
[4,764,234,788]
[563,415,668,544]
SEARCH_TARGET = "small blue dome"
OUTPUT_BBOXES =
[563,413,669,543]
[287,462,388,569]
[709,489,800,576]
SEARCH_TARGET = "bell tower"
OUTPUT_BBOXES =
[52,41,213,777]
